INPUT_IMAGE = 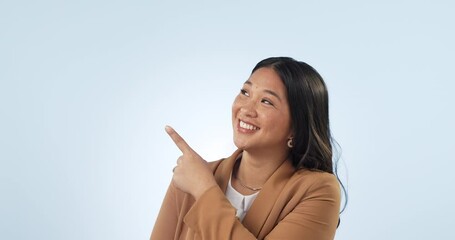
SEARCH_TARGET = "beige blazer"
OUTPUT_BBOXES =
[151,149,340,240]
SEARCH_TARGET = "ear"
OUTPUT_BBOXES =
[287,128,294,139]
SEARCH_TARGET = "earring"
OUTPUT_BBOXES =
[287,137,294,148]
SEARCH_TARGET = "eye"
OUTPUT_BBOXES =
[240,89,249,97]
[261,99,274,106]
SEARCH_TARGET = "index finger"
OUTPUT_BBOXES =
[165,125,193,154]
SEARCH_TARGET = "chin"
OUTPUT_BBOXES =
[233,139,248,150]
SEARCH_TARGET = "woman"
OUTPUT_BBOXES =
[151,57,344,240]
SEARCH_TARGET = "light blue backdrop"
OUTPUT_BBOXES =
[1,0,454,239]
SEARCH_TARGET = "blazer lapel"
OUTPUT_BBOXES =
[211,149,295,238]
[212,149,243,193]
[241,158,295,237]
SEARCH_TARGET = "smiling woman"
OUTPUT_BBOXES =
[232,67,292,156]
[150,57,345,240]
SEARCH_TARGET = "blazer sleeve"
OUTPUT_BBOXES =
[184,185,258,239]
[150,183,180,240]
[184,173,340,240]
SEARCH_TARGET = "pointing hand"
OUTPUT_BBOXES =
[165,126,217,200]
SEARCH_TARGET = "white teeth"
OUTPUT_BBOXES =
[240,121,259,130]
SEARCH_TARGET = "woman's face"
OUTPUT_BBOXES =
[232,67,292,153]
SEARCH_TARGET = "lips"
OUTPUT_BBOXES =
[239,120,260,131]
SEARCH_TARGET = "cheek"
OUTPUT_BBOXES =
[231,97,240,114]
[231,100,238,123]
[283,116,293,136]
[271,112,292,134]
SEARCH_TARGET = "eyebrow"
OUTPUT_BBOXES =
[244,80,282,102]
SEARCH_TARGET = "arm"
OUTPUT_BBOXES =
[150,183,179,240]
[184,185,258,239]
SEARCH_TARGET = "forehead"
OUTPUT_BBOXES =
[246,68,287,95]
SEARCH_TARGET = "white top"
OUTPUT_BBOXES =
[225,175,260,221]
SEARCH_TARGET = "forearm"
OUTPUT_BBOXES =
[150,184,179,240]
[184,185,258,239]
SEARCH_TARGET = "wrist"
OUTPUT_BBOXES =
[193,180,217,200]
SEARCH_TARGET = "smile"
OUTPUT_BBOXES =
[239,120,260,131]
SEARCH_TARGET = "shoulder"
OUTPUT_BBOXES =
[286,169,340,197]
[294,169,339,184]
[207,158,224,170]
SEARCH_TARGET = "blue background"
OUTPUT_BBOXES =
[1,0,454,239]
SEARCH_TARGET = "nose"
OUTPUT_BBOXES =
[240,99,258,118]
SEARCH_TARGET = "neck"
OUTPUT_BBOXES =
[236,147,289,188]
